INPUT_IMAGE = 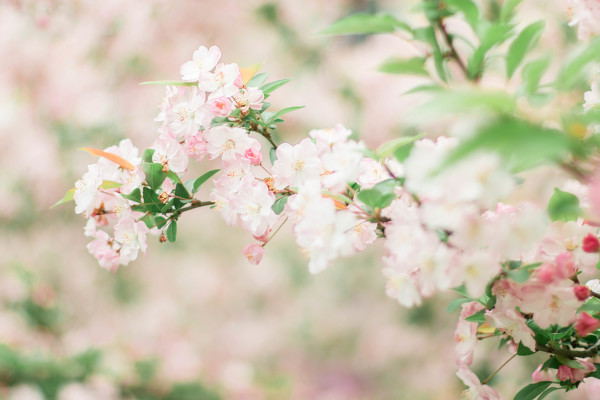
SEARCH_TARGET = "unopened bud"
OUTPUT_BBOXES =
[582,234,600,253]
[161,162,169,173]
[159,234,167,243]
[574,285,591,301]
[159,191,169,204]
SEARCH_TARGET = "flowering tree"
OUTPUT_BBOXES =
[55,0,600,398]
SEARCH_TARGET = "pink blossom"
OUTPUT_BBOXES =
[455,302,484,366]
[485,307,536,351]
[232,177,277,237]
[180,45,221,81]
[159,86,212,140]
[210,96,233,117]
[557,358,596,383]
[244,147,262,166]
[272,138,322,190]
[86,230,119,272]
[532,365,556,383]
[584,81,600,110]
[232,87,264,113]
[204,126,256,160]
[568,0,600,41]
[456,366,501,400]
[242,244,265,265]
[518,282,582,328]
[152,136,189,173]
[574,285,591,301]
[575,312,599,336]
[200,63,240,98]
[114,217,149,265]
[183,131,208,162]
[382,267,422,307]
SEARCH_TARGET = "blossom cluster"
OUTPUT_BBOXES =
[66,23,600,398]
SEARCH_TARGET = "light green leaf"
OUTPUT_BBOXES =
[469,23,514,79]
[378,57,429,76]
[357,179,397,209]
[266,106,305,124]
[260,79,291,95]
[521,55,552,95]
[413,26,446,82]
[142,163,167,191]
[272,196,288,215]
[376,134,424,159]
[446,297,471,313]
[247,72,269,88]
[464,309,486,323]
[443,0,479,30]
[139,80,197,86]
[51,188,75,208]
[100,180,123,190]
[320,12,410,35]
[192,169,220,193]
[507,21,546,78]
[547,188,582,222]
[500,0,522,23]
[556,37,600,90]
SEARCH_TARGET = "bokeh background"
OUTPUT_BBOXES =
[1,0,599,399]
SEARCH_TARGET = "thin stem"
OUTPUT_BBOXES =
[262,217,288,248]
[437,21,470,80]
[482,354,517,385]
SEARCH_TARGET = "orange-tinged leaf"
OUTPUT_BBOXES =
[80,147,135,171]
[240,62,263,86]
[477,323,495,335]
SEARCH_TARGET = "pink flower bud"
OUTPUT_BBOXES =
[575,312,599,337]
[574,285,591,301]
[583,233,600,253]
[557,365,574,382]
[532,364,555,383]
[242,244,265,265]
[253,229,270,243]
[244,148,262,166]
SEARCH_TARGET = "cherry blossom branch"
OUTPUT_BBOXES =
[536,342,600,358]
[482,354,517,385]
[437,21,470,81]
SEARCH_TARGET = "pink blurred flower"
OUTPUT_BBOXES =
[575,311,599,337]
[242,244,264,265]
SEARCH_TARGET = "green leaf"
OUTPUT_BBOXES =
[468,22,514,79]
[357,179,397,209]
[537,387,561,400]
[411,89,516,121]
[443,0,479,30]
[521,55,552,95]
[247,72,269,88]
[260,79,291,95]
[272,196,288,215]
[139,80,197,86]
[142,149,155,163]
[142,187,163,213]
[266,106,305,124]
[269,147,277,165]
[376,134,424,159]
[513,381,552,400]
[441,117,577,173]
[51,188,75,208]
[320,12,410,35]
[121,188,141,203]
[506,21,546,78]
[507,268,530,283]
[446,297,471,313]
[547,188,582,222]
[500,0,522,23]
[378,57,429,76]
[166,221,177,243]
[517,342,536,356]
[464,309,486,323]
[413,26,446,82]
[556,37,600,90]
[192,169,220,193]
[555,354,584,369]
[142,163,168,190]
[403,83,443,95]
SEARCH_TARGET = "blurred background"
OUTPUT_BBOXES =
[1,0,598,399]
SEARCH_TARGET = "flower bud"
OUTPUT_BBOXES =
[242,243,264,265]
[159,191,169,204]
[582,233,600,253]
[159,234,167,243]
[575,312,599,337]
[574,285,591,301]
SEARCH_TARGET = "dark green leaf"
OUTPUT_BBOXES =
[192,169,220,193]
[507,21,546,78]
[547,188,582,222]
[121,188,141,203]
[464,309,486,323]
[142,163,168,190]
[555,354,583,369]
[513,381,552,400]
[320,12,410,35]
[378,57,429,76]
[537,387,561,400]
[272,196,289,215]
[166,221,177,243]
[260,79,291,94]
[142,187,163,213]
[247,72,269,88]
[517,342,536,356]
